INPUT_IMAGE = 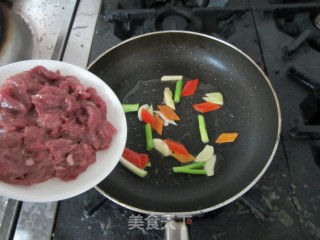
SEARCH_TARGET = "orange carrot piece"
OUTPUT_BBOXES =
[151,114,164,135]
[171,152,195,163]
[215,133,239,143]
[158,105,180,121]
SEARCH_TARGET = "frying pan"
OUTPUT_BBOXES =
[88,31,281,216]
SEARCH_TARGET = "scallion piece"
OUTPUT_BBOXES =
[198,114,209,143]
[174,80,183,103]
[173,162,206,175]
[173,169,206,174]
[161,75,183,82]
[145,123,154,151]
[122,103,139,113]
[120,157,148,178]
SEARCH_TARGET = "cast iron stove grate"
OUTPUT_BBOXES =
[273,8,320,55]
[288,66,320,167]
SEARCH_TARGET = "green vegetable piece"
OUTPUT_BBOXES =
[173,169,206,174]
[198,115,209,143]
[181,162,205,169]
[122,103,139,113]
[174,80,183,103]
[173,162,206,175]
[145,123,154,151]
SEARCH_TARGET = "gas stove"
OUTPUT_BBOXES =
[1,0,320,239]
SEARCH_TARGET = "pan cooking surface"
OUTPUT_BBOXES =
[89,31,280,214]
[121,77,226,179]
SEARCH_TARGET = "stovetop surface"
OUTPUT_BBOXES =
[53,0,320,239]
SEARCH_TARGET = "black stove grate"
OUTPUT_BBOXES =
[52,1,320,239]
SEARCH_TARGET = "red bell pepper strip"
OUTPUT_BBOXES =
[145,123,154,151]
[141,108,154,124]
[193,102,221,113]
[122,147,149,169]
[181,79,199,97]
[164,139,189,157]
[139,154,149,164]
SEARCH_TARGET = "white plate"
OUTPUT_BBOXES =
[0,60,127,202]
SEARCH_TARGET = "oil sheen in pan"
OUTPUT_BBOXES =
[120,77,227,185]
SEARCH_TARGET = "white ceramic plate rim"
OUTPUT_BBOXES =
[0,60,127,202]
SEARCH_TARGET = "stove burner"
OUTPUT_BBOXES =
[162,14,187,29]
[103,0,242,42]
[274,10,320,55]
[147,3,202,31]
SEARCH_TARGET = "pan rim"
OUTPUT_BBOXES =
[90,30,282,217]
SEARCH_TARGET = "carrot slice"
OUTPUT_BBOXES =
[164,139,189,156]
[215,133,239,143]
[158,105,180,121]
[193,102,221,113]
[151,114,164,135]
[171,152,195,163]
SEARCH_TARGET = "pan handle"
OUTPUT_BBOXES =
[163,220,189,240]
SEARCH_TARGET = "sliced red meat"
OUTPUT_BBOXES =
[8,166,55,185]
[37,112,64,129]
[55,144,95,181]
[65,95,81,112]
[75,107,89,125]
[59,76,84,94]
[46,139,73,164]
[60,119,87,141]
[0,130,24,150]
[2,84,32,110]
[31,65,62,81]
[0,110,28,130]
[0,150,31,182]
[86,104,103,130]
[0,87,27,113]
[96,121,117,149]
[86,87,107,116]
[6,71,46,94]
[24,126,48,151]
[0,65,116,185]
[32,86,66,113]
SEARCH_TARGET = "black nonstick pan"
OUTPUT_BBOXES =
[88,31,281,216]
